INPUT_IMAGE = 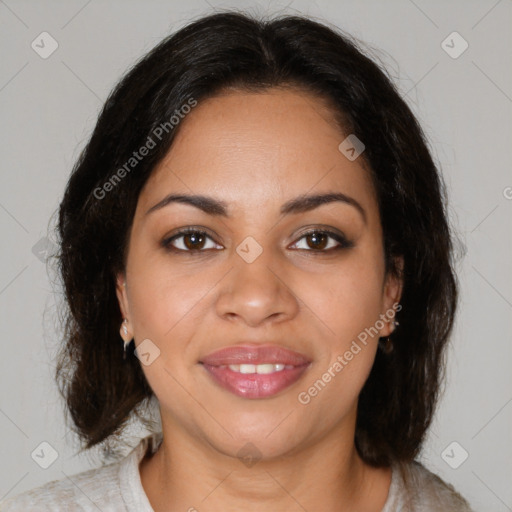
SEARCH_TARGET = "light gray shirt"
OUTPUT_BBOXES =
[0,432,474,511]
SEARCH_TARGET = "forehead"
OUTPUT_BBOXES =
[137,88,376,218]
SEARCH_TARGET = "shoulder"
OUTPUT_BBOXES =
[0,459,123,511]
[0,432,162,512]
[393,460,475,511]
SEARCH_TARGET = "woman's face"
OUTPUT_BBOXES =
[116,87,401,459]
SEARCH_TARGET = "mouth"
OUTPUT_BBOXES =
[199,344,312,399]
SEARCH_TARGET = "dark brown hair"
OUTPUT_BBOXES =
[54,10,458,466]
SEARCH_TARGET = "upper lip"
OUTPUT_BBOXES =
[200,344,312,366]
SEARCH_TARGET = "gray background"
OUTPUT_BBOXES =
[1,0,511,510]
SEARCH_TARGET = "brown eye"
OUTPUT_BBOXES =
[162,229,221,252]
[305,232,329,250]
[182,232,206,250]
[291,229,353,252]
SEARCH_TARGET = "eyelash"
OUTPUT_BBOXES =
[161,227,353,254]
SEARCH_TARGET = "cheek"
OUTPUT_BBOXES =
[300,252,385,344]
[295,273,382,421]
[125,251,209,362]
[293,249,384,402]
[126,266,210,403]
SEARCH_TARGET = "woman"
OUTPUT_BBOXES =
[0,10,474,511]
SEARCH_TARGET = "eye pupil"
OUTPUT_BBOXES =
[307,232,328,250]
[184,232,205,250]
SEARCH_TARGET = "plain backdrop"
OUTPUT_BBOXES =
[0,0,511,510]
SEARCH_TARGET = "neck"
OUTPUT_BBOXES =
[139,414,392,512]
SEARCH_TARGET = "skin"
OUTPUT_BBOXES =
[116,87,402,512]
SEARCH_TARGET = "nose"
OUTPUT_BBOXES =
[215,245,300,328]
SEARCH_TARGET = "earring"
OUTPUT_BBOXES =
[379,319,399,354]
[379,336,393,354]
[120,318,133,360]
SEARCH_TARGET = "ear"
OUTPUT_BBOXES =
[379,256,404,337]
[115,271,130,321]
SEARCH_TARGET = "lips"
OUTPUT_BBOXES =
[200,344,311,366]
[199,344,312,399]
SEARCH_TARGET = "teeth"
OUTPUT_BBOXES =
[227,363,289,374]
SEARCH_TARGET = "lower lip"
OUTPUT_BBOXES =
[201,363,311,399]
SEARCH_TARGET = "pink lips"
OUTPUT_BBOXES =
[199,344,312,399]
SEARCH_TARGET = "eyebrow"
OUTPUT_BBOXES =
[145,192,366,223]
